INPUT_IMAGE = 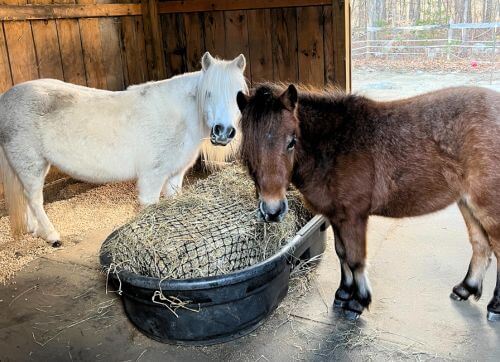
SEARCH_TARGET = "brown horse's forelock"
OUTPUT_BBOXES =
[240,84,298,198]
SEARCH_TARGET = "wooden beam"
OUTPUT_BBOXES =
[0,1,333,21]
[158,0,331,14]
[0,4,142,21]
[141,0,166,80]
[331,0,351,91]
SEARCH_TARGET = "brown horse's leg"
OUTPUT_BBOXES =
[451,201,492,301]
[486,232,500,321]
[332,227,354,308]
[487,257,500,321]
[332,216,371,320]
[459,193,500,321]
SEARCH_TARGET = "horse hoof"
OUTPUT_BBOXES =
[334,298,348,308]
[343,309,361,321]
[487,311,500,322]
[451,283,475,301]
[450,291,464,301]
[51,240,62,248]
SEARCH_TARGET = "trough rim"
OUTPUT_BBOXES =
[100,215,327,291]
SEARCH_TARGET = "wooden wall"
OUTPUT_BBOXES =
[0,0,350,93]
[161,6,331,86]
[0,0,149,93]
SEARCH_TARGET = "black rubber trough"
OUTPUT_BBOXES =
[100,215,329,345]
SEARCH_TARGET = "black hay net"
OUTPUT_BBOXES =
[102,166,312,280]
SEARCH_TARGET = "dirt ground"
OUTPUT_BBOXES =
[0,182,138,284]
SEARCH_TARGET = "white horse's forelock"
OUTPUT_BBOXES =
[197,56,248,171]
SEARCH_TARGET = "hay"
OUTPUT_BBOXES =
[102,165,312,279]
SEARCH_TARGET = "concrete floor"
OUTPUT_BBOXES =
[1,205,499,361]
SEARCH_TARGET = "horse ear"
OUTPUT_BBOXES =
[232,54,246,71]
[201,52,214,71]
[279,84,298,112]
[237,91,249,112]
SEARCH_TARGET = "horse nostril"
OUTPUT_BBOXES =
[213,124,223,136]
[228,127,236,139]
[260,200,287,222]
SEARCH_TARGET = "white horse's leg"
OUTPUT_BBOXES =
[162,170,186,197]
[26,206,39,236]
[26,162,50,236]
[26,188,60,245]
[137,172,166,207]
[15,160,60,245]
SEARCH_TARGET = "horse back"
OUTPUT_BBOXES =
[367,87,500,218]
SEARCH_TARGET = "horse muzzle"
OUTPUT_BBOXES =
[258,199,289,223]
[210,124,236,146]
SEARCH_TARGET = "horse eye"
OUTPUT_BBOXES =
[207,91,212,98]
[287,136,296,151]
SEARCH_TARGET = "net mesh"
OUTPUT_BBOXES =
[102,165,312,280]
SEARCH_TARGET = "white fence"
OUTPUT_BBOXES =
[353,22,499,61]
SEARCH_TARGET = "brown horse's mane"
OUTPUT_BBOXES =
[252,81,348,102]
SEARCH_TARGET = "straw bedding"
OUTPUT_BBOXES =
[102,165,312,279]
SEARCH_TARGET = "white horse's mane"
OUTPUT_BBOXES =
[126,58,247,171]
[197,57,248,171]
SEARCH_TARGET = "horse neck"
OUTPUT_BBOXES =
[291,93,371,188]
[147,71,206,130]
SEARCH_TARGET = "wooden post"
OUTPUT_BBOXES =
[141,0,166,80]
[331,0,351,92]
[447,20,453,61]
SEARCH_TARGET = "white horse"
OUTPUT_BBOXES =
[0,52,247,246]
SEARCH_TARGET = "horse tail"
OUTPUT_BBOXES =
[0,146,27,238]
[200,133,240,171]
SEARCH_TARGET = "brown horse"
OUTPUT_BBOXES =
[237,83,500,321]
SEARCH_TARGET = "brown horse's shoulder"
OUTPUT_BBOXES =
[294,149,375,219]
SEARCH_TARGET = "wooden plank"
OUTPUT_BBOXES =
[271,8,298,83]
[160,13,187,77]
[322,5,334,85]
[297,6,324,86]
[56,19,87,85]
[99,18,125,90]
[79,17,106,88]
[3,0,39,84]
[0,1,332,21]
[0,4,142,21]
[78,0,107,89]
[183,12,204,72]
[98,0,125,90]
[331,0,351,91]
[246,9,272,83]
[224,10,250,79]
[121,16,148,85]
[141,0,166,80]
[202,11,224,58]
[158,0,332,14]
[55,0,86,86]
[0,24,13,92]
[31,0,64,80]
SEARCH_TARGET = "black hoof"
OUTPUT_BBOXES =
[451,282,481,301]
[343,309,361,321]
[51,240,62,248]
[487,311,500,322]
[334,287,352,309]
[450,291,465,301]
[334,298,348,308]
[345,299,365,314]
